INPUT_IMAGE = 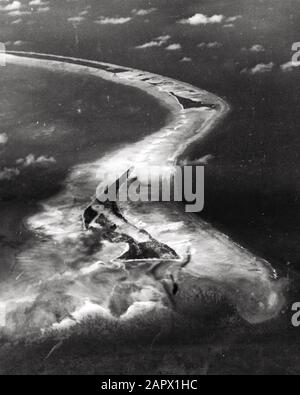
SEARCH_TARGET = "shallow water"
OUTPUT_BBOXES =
[0,59,169,327]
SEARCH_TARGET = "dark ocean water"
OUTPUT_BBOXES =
[0,62,169,277]
[189,71,300,274]
[0,63,168,200]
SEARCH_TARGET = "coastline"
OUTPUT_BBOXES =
[2,53,286,332]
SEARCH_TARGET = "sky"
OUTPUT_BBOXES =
[0,0,299,79]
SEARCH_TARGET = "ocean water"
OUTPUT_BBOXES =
[187,58,300,277]
[0,61,169,282]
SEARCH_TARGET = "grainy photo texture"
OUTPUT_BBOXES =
[0,0,299,377]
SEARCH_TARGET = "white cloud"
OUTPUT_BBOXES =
[180,57,192,62]
[135,41,161,49]
[244,44,265,53]
[0,1,21,11]
[180,13,224,25]
[0,153,56,182]
[226,15,242,23]
[166,43,182,51]
[36,6,49,13]
[67,16,85,24]
[242,62,275,74]
[7,10,31,16]
[251,62,274,74]
[135,35,171,49]
[94,17,131,25]
[16,154,56,167]
[280,60,300,72]
[132,8,157,16]
[0,167,20,181]
[13,40,27,47]
[198,41,223,49]
[0,133,8,145]
[156,35,171,43]
[29,0,49,5]
[11,18,22,24]
[79,10,89,16]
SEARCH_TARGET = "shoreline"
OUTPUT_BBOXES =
[5,51,229,167]
[1,53,286,332]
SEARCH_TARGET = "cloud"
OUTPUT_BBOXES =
[180,57,192,62]
[132,8,157,16]
[280,60,300,72]
[226,15,242,23]
[135,35,171,49]
[180,13,224,25]
[0,133,8,145]
[16,154,56,167]
[135,41,161,49]
[36,6,49,13]
[0,1,32,16]
[156,35,171,43]
[251,62,274,74]
[79,10,89,16]
[12,40,27,47]
[94,17,131,25]
[166,43,182,51]
[198,41,223,49]
[242,44,265,53]
[67,16,86,24]
[7,10,31,16]
[250,45,265,52]
[0,167,20,181]
[5,40,29,48]
[242,62,275,74]
[11,18,22,24]
[29,0,49,5]
[0,1,21,11]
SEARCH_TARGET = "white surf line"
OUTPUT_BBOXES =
[4,52,286,326]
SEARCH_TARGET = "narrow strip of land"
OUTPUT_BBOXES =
[3,53,286,327]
